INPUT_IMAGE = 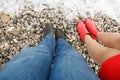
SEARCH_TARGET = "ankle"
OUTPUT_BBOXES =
[85,34,91,38]
[85,34,92,43]
[96,32,100,40]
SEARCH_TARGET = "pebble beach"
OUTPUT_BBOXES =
[0,1,120,74]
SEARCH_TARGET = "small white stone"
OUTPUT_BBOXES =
[7,27,15,32]
[4,43,9,49]
[26,25,32,31]
[0,44,4,49]
[13,39,18,43]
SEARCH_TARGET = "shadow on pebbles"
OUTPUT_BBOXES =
[0,5,120,74]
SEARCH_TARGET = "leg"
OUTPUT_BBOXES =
[0,34,55,80]
[85,18,120,50]
[50,29,100,80]
[79,19,120,64]
[50,39,100,80]
[97,32,120,50]
[85,35,120,65]
[0,23,55,80]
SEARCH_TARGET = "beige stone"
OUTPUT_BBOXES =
[0,58,2,62]
[12,29,20,35]
[1,14,10,23]
[76,46,80,50]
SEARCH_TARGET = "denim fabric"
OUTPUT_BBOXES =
[50,39,100,80]
[0,35,100,80]
[0,34,55,80]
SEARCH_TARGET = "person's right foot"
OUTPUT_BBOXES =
[55,28,65,40]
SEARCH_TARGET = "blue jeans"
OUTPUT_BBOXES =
[0,34,100,80]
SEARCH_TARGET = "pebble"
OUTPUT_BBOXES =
[76,46,80,50]
[0,58,2,63]
[111,20,118,26]
[72,35,76,40]
[13,39,18,43]
[7,27,15,32]
[1,13,10,23]
[0,31,2,37]
[0,23,4,28]
[11,29,20,35]
[4,43,9,49]
[35,35,40,39]
[0,44,3,49]
[26,25,32,31]
[30,28,34,32]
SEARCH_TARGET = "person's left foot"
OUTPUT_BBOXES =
[43,23,54,37]
[77,20,89,43]
[55,28,65,40]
